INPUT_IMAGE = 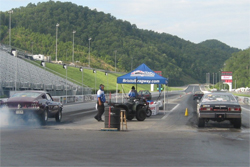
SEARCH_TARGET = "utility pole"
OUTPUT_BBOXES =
[8,10,13,48]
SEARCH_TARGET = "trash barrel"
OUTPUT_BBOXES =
[105,107,121,131]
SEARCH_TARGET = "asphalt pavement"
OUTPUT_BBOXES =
[1,85,249,167]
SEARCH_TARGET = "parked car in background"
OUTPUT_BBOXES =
[211,88,218,92]
[197,92,241,128]
[0,91,63,125]
[193,91,204,100]
[138,90,152,100]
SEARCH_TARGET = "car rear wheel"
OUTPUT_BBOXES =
[197,118,205,127]
[55,109,62,122]
[40,109,48,126]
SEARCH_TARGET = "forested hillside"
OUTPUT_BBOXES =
[224,48,250,88]
[199,39,240,55]
[0,1,241,86]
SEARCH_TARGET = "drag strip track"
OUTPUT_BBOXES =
[60,91,183,124]
[63,108,96,123]
[1,85,249,167]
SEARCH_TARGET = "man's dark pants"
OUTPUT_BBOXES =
[96,103,104,121]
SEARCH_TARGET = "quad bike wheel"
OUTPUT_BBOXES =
[136,108,146,121]
[146,108,152,117]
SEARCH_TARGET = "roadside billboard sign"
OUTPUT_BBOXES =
[221,71,232,83]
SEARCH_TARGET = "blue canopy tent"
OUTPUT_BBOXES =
[116,63,168,110]
[117,63,168,85]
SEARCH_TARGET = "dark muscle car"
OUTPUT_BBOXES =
[138,90,152,100]
[193,91,204,100]
[197,92,241,128]
[0,91,63,125]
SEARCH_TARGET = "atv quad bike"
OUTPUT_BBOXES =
[110,97,147,121]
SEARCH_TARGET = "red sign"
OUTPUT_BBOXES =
[221,71,232,83]
[154,71,162,76]
[224,80,232,83]
[221,71,232,75]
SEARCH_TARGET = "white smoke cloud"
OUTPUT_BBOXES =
[0,107,41,127]
[0,108,12,127]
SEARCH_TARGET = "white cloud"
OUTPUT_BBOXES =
[100,0,249,49]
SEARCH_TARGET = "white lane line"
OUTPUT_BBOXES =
[242,106,250,111]
[161,104,179,119]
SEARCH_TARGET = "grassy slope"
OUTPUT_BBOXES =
[232,93,250,98]
[44,62,183,93]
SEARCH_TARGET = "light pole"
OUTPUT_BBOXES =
[213,73,214,88]
[9,10,16,91]
[105,72,108,93]
[215,73,217,86]
[206,73,210,88]
[56,23,59,62]
[63,63,68,104]
[88,38,92,68]
[8,10,13,48]
[114,50,117,72]
[206,73,208,85]
[93,69,96,93]
[72,30,76,62]
[40,61,46,91]
[219,71,221,90]
[63,50,68,104]
[80,67,83,96]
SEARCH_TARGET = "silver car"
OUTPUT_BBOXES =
[197,92,241,128]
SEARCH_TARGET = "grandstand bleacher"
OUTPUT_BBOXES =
[0,47,92,97]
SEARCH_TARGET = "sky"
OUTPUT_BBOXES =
[0,0,249,50]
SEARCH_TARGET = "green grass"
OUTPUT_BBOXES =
[38,62,184,93]
[45,62,152,93]
[232,93,250,97]
[169,87,185,91]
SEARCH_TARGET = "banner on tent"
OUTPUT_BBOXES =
[117,64,168,84]
[122,79,161,84]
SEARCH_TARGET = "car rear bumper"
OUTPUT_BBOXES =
[6,108,43,116]
[199,112,241,119]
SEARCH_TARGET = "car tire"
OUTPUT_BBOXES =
[146,108,152,117]
[40,109,48,126]
[197,118,205,127]
[233,118,241,129]
[55,109,62,122]
[136,108,146,121]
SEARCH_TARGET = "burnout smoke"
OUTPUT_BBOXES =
[0,107,11,127]
[0,107,41,127]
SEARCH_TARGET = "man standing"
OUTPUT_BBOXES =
[94,84,106,122]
